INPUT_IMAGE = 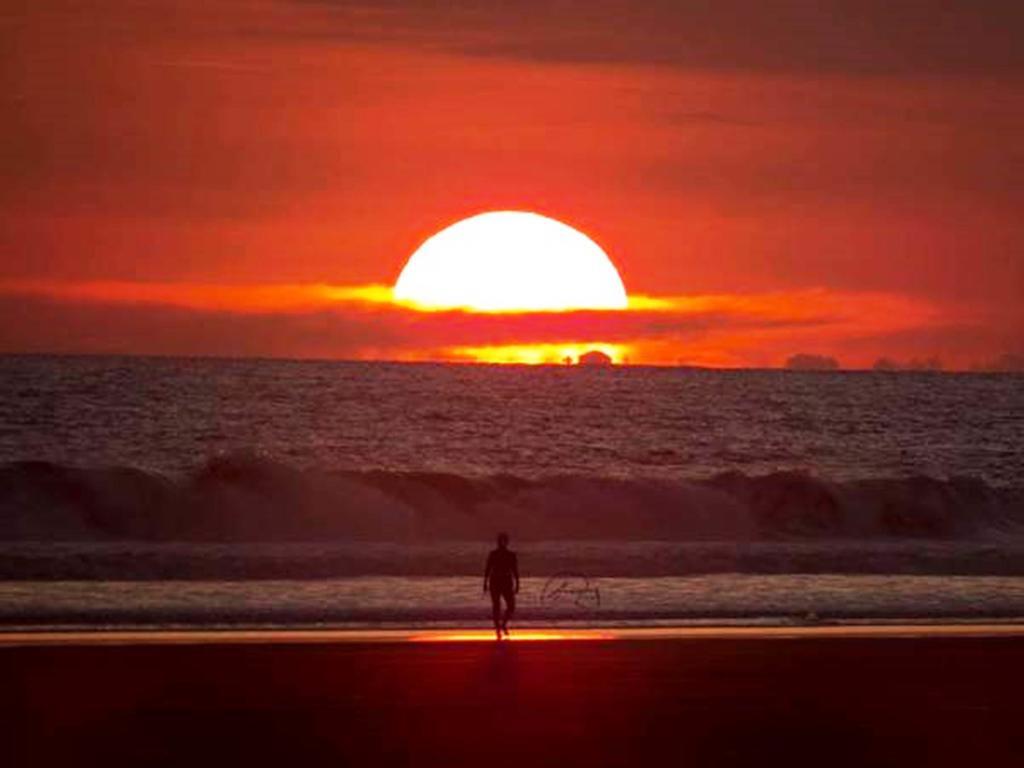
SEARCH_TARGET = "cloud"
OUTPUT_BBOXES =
[0,295,402,361]
[11,1,1022,79]
[0,280,957,367]
[313,0,1024,77]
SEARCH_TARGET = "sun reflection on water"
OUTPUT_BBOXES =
[409,629,618,643]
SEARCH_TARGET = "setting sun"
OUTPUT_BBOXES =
[393,211,628,312]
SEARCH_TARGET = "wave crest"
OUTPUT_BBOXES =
[1,453,1021,543]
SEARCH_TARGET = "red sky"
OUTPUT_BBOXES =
[2,0,1022,368]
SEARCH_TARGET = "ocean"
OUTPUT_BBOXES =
[2,354,1023,628]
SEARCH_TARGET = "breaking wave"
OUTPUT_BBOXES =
[2,452,1022,543]
[1,453,1023,580]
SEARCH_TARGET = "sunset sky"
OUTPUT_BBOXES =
[2,0,1022,368]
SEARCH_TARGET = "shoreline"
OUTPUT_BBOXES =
[4,621,1024,647]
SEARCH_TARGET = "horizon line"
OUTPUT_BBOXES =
[0,350,1017,374]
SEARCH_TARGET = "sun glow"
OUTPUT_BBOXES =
[394,211,628,313]
[450,343,628,365]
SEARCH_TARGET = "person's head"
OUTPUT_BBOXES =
[497,532,509,549]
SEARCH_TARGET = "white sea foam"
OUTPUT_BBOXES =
[4,575,1024,628]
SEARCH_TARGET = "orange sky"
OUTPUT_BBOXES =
[1,0,1022,369]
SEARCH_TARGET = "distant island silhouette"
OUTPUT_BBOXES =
[578,350,613,366]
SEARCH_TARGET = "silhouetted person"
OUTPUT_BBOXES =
[483,532,519,639]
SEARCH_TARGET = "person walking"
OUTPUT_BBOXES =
[483,532,519,639]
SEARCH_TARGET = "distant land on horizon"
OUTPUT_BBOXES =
[2,350,1022,374]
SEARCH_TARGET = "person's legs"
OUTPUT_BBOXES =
[490,588,502,638]
[501,588,515,635]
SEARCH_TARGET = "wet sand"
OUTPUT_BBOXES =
[5,626,1023,766]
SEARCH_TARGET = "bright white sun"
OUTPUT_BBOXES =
[393,211,628,312]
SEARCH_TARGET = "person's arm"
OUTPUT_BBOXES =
[483,552,492,593]
[513,553,520,593]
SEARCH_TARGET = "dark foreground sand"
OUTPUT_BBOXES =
[5,626,1023,767]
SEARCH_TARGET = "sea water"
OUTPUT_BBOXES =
[3,355,1022,483]
[1,355,1022,627]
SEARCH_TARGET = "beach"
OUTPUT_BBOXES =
[6,626,1022,766]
